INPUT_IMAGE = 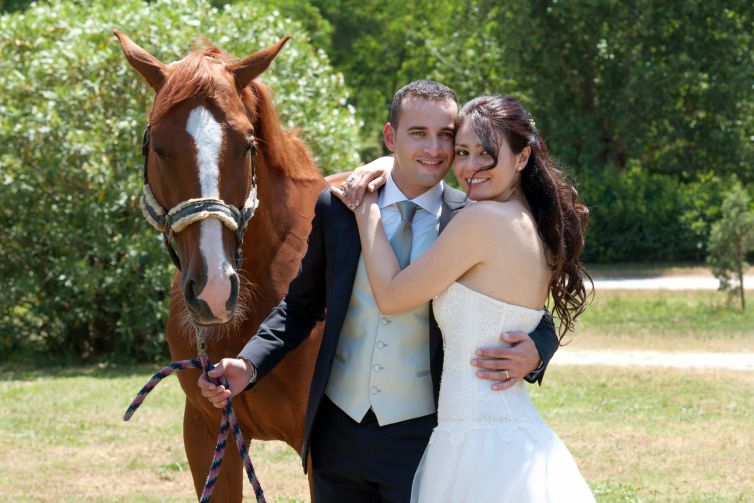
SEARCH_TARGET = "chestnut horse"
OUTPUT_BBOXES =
[114,31,325,501]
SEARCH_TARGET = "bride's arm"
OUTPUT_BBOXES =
[352,194,490,314]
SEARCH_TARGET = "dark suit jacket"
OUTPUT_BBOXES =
[239,186,559,470]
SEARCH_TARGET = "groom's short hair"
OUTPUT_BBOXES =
[388,80,458,129]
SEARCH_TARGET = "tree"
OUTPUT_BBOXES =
[417,0,754,182]
[308,0,460,159]
[707,183,754,309]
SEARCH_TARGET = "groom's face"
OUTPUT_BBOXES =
[384,96,457,199]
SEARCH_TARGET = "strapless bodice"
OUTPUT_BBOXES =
[432,282,546,432]
[411,283,596,502]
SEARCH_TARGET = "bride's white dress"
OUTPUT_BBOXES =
[411,282,595,503]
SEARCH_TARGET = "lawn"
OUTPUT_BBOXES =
[2,281,753,502]
[0,364,309,503]
[1,363,752,502]
[573,290,754,352]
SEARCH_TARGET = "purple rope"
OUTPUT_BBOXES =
[123,357,266,503]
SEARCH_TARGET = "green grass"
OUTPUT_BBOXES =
[531,366,754,502]
[1,364,752,502]
[0,365,309,502]
[573,290,754,351]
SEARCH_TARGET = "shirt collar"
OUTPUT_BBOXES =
[378,173,444,218]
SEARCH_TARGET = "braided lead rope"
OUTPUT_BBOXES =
[123,356,266,503]
[200,390,231,503]
[123,358,201,421]
[199,354,266,503]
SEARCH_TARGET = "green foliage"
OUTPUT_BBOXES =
[482,0,754,181]
[1,0,32,14]
[309,0,459,159]
[319,0,754,181]
[706,182,754,309]
[0,0,361,361]
[579,165,689,262]
[578,164,729,262]
[310,0,754,261]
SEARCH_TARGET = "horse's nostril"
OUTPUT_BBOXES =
[226,273,239,311]
[184,279,199,307]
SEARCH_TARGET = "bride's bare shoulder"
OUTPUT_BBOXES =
[457,200,532,225]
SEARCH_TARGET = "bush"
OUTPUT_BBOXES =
[706,182,754,309]
[0,0,361,361]
[578,164,728,263]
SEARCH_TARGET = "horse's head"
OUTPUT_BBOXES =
[114,31,289,326]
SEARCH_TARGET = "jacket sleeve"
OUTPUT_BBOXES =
[238,189,329,383]
[523,310,559,385]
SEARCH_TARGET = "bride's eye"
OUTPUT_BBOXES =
[455,149,468,157]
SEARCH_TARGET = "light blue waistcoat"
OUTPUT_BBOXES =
[326,230,437,426]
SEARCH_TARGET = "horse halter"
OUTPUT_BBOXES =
[138,125,260,271]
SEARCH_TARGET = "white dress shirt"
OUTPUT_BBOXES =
[378,175,444,262]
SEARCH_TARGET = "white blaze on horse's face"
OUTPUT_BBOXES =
[186,106,235,322]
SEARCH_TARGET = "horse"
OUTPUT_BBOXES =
[114,31,327,501]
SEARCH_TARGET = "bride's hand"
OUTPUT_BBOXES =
[331,184,378,213]
[333,156,392,209]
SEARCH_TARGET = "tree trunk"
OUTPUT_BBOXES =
[738,260,746,310]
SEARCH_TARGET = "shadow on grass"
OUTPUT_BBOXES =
[586,261,706,279]
[0,352,183,381]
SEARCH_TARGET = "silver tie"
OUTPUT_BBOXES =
[390,201,418,269]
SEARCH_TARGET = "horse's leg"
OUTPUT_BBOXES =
[183,398,244,502]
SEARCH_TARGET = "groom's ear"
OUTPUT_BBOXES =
[383,123,396,152]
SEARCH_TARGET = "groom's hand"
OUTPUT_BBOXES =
[472,331,541,391]
[197,357,252,408]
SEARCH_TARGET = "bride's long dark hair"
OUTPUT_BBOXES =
[458,96,590,340]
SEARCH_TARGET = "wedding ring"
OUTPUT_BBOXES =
[504,370,510,380]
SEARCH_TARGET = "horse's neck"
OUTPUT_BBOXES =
[240,157,324,293]
[240,85,325,295]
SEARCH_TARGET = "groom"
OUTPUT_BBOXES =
[198,80,559,502]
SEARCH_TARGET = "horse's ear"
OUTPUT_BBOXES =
[113,30,167,92]
[230,36,291,90]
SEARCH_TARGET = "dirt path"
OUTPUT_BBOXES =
[592,274,754,290]
[553,348,754,371]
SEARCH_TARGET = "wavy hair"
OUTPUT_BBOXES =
[458,96,591,340]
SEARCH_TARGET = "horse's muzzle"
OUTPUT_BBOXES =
[183,272,239,325]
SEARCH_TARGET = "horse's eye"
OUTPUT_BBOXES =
[153,146,167,159]
[245,135,257,155]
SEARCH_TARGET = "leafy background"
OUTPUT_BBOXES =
[1,0,752,361]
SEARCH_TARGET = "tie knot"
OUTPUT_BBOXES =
[397,200,418,223]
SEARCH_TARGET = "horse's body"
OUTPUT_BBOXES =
[115,32,325,501]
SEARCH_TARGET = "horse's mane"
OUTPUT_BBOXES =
[150,42,321,181]
[243,80,321,181]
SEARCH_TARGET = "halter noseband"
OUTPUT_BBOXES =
[139,125,260,271]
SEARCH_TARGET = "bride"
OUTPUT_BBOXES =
[333,95,594,502]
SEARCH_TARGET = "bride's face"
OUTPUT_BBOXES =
[452,123,529,202]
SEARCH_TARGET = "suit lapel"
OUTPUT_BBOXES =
[323,208,362,347]
[439,184,467,232]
